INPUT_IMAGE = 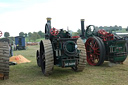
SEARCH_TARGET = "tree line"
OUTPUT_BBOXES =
[4,29,82,42]
[27,31,45,41]
[4,31,45,42]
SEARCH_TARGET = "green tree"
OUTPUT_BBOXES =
[4,32,10,38]
[38,31,45,38]
[33,32,40,39]
[28,32,32,37]
[24,33,27,37]
[30,32,40,41]
[30,33,37,42]
[19,32,24,36]
[28,32,32,41]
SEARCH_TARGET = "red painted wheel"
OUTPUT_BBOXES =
[85,37,105,66]
[0,31,2,37]
[50,28,59,36]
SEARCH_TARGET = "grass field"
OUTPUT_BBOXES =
[0,45,128,85]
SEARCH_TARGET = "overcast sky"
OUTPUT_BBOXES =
[0,0,128,37]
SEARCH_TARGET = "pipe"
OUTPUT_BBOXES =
[80,19,85,38]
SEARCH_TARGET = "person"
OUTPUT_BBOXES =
[9,44,13,57]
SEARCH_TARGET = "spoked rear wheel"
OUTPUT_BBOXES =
[85,37,105,66]
[40,40,54,76]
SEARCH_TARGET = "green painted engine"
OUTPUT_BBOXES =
[36,18,86,75]
[80,19,127,66]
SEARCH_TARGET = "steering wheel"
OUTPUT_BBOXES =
[0,31,2,37]
[86,25,95,36]
[45,23,51,39]
[50,28,59,36]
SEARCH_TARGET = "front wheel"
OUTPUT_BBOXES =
[85,37,105,66]
[36,50,41,67]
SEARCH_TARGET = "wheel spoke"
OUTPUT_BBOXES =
[94,55,99,59]
[93,41,97,47]
[87,43,93,50]
[89,44,93,49]
[94,52,100,55]
[91,54,99,64]
[94,47,99,50]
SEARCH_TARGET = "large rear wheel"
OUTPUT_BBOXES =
[0,42,9,80]
[40,40,54,75]
[72,38,86,71]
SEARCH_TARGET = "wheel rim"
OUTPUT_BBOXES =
[85,37,100,65]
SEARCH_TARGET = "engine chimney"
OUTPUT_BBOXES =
[80,19,85,38]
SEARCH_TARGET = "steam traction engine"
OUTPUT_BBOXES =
[80,19,127,66]
[36,18,86,75]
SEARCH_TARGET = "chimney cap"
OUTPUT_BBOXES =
[81,19,85,21]
[46,17,52,21]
